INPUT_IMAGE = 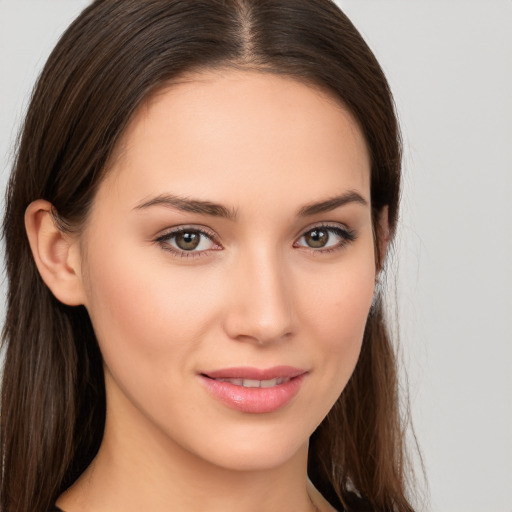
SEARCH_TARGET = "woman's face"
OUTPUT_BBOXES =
[77,70,377,472]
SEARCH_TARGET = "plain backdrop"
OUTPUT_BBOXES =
[1,2,511,511]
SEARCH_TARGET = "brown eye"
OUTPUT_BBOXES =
[175,231,201,251]
[157,227,219,255]
[304,229,329,248]
[295,225,356,252]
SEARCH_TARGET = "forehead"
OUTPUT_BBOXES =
[100,69,371,213]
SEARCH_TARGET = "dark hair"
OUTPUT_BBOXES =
[1,1,413,511]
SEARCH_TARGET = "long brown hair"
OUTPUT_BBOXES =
[1,1,413,511]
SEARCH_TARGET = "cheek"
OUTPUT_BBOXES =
[81,244,221,378]
[298,250,375,393]
[302,253,375,340]
[327,276,373,345]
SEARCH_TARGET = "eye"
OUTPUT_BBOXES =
[156,227,221,256]
[294,225,356,251]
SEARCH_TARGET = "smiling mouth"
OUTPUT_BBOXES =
[199,366,307,413]
[204,376,291,388]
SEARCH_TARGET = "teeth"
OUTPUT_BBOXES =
[217,377,289,387]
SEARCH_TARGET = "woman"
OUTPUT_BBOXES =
[1,1,415,511]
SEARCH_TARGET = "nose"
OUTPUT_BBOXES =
[222,246,295,345]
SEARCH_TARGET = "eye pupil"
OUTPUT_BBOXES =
[176,231,200,250]
[305,229,328,248]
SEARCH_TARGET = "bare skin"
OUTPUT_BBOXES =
[26,69,382,512]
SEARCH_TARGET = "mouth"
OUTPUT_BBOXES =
[199,366,307,414]
[206,376,291,388]
[201,365,306,381]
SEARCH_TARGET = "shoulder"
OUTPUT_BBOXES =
[309,480,374,512]
[327,491,378,512]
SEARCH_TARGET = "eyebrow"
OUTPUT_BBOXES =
[134,193,238,220]
[297,190,368,216]
[134,189,367,220]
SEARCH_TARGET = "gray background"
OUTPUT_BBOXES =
[1,1,511,511]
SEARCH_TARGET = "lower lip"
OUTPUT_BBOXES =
[200,374,306,414]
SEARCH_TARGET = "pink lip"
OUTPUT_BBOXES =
[199,366,307,414]
[203,365,305,380]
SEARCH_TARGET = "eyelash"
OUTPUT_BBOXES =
[155,226,220,259]
[155,224,357,259]
[294,224,357,254]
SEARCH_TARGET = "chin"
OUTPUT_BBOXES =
[175,415,314,473]
[201,437,308,473]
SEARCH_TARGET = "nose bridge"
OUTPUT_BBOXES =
[224,243,294,344]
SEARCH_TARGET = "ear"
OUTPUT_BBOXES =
[25,199,86,306]
[375,205,391,272]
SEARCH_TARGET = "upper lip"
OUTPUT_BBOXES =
[202,366,307,380]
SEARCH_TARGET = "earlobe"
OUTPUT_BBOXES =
[25,199,86,306]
